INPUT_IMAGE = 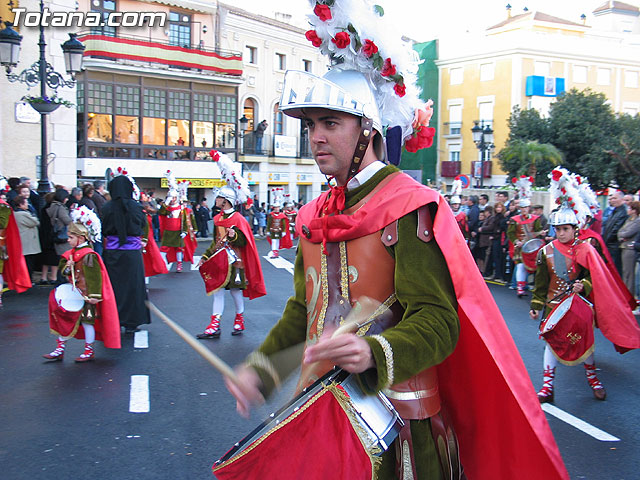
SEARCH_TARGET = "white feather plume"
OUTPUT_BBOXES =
[549,167,591,229]
[212,150,251,205]
[164,170,179,199]
[451,178,463,196]
[514,175,533,201]
[305,0,427,141]
[70,205,102,243]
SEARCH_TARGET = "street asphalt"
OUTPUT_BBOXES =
[1,237,639,479]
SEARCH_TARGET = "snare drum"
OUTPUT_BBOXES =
[539,294,595,365]
[213,368,404,480]
[199,249,231,295]
[54,283,85,312]
[48,284,85,337]
[521,238,544,272]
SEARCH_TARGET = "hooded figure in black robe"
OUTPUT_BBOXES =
[101,176,150,332]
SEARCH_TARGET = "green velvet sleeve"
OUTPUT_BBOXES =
[507,220,517,243]
[360,207,460,392]
[142,218,150,240]
[82,253,103,298]
[230,229,247,248]
[531,251,549,312]
[158,204,168,216]
[0,204,10,229]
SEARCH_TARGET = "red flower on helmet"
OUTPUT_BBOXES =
[305,30,322,47]
[313,3,332,21]
[394,83,406,97]
[332,31,350,49]
[529,176,534,183]
[362,39,378,58]
[210,150,220,162]
[551,169,562,182]
[381,58,396,77]
[405,126,435,153]
[512,177,517,184]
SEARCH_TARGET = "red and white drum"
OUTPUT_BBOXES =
[539,293,595,365]
[199,249,231,295]
[48,284,85,337]
[521,238,544,273]
[213,368,404,480]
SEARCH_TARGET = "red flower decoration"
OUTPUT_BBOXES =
[551,170,562,181]
[576,175,582,184]
[404,126,435,152]
[209,150,220,161]
[394,83,406,97]
[87,220,92,225]
[332,31,351,49]
[362,39,378,58]
[381,58,396,77]
[305,30,322,47]
[512,177,517,184]
[529,176,534,183]
[313,3,332,21]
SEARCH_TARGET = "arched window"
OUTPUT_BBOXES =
[243,98,256,133]
[273,103,283,135]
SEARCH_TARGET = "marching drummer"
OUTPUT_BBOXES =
[507,176,546,297]
[196,151,265,339]
[266,188,292,258]
[43,206,120,362]
[219,3,571,478]
[529,167,640,403]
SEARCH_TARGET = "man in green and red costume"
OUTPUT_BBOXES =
[0,175,31,306]
[212,62,571,479]
[196,174,266,339]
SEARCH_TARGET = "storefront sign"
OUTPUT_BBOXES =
[274,135,297,157]
[160,178,226,189]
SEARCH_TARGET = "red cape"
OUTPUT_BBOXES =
[554,239,640,353]
[1,204,31,293]
[143,215,168,277]
[297,172,568,479]
[58,247,121,348]
[214,212,266,300]
[267,212,293,249]
[579,228,636,310]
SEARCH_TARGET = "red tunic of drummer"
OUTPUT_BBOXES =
[48,247,121,348]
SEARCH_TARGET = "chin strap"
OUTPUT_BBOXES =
[347,117,374,180]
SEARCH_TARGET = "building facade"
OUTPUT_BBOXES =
[436,2,640,188]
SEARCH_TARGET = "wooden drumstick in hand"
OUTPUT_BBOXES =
[146,301,240,387]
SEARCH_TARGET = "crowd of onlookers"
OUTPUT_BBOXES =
[446,190,640,304]
[0,177,110,286]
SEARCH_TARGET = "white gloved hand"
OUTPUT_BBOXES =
[180,232,187,238]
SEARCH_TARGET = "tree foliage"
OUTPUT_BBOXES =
[500,88,640,191]
[498,140,562,186]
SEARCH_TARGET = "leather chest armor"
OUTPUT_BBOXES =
[298,173,440,420]
[542,243,581,307]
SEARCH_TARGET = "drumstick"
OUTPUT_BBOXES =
[146,301,241,386]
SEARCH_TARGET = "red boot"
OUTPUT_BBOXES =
[176,261,183,273]
[517,281,526,297]
[197,315,221,339]
[75,343,95,363]
[584,363,606,400]
[537,367,555,403]
[232,313,245,336]
[43,339,66,361]
[272,250,279,258]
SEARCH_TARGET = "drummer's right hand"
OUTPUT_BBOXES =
[515,240,523,247]
[224,365,264,419]
[529,309,539,320]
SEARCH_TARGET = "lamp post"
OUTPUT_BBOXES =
[0,1,85,198]
[471,120,494,187]
[238,115,249,155]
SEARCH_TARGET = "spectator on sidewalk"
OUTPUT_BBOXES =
[12,197,41,282]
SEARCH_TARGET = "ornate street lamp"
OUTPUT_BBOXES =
[239,115,249,154]
[0,1,85,198]
[471,121,494,187]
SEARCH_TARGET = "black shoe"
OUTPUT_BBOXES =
[124,327,141,334]
[196,331,221,339]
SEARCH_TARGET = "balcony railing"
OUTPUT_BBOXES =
[77,32,243,76]
[241,132,313,158]
[443,121,462,136]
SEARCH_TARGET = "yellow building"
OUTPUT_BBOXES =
[436,2,640,187]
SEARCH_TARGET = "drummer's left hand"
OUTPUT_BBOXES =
[86,298,102,304]
[572,281,584,293]
[224,365,264,419]
[304,333,375,374]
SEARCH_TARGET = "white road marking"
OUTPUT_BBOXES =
[129,375,150,413]
[541,403,620,441]
[134,330,148,349]
[191,256,201,270]
[263,255,295,275]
